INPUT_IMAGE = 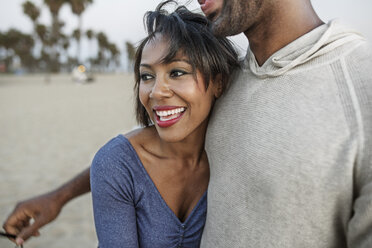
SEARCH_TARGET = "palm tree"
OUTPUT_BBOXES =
[95,32,109,70]
[44,0,67,72]
[0,29,36,72]
[13,32,36,71]
[22,1,40,28]
[85,29,94,66]
[71,28,81,63]
[0,31,13,72]
[44,0,66,42]
[96,32,108,49]
[36,24,48,44]
[125,41,136,72]
[35,24,49,67]
[85,29,94,40]
[0,31,4,57]
[67,0,93,62]
[23,1,42,68]
[108,42,120,69]
[0,31,12,57]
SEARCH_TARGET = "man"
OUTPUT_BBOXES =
[199,0,372,247]
[4,0,372,247]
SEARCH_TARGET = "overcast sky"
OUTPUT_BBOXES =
[0,0,371,59]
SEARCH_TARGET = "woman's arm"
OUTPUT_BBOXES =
[91,147,139,248]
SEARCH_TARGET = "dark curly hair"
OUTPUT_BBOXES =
[134,0,240,126]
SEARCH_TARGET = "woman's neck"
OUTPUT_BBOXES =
[155,124,207,168]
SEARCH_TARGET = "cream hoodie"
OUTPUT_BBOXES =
[202,20,372,248]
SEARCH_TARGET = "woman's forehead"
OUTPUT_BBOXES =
[141,35,188,66]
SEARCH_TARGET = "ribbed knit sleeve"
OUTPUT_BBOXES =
[345,42,372,248]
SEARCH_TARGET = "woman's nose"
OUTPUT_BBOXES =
[149,78,173,99]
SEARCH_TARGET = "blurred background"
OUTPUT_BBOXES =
[0,0,371,247]
[0,0,371,74]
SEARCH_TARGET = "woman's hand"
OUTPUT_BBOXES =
[3,167,91,246]
[2,191,63,245]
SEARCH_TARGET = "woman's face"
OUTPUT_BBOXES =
[139,35,219,143]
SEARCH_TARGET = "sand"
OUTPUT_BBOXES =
[0,73,138,247]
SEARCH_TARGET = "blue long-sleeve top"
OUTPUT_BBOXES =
[90,135,207,248]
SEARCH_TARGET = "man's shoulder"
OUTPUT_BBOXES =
[324,21,372,64]
[343,39,372,62]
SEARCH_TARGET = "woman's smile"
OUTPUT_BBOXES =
[139,34,219,142]
[153,106,187,128]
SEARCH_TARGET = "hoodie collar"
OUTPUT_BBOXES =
[244,20,365,78]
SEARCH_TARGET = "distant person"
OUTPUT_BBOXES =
[4,0,372,247]
[72,65,94,83]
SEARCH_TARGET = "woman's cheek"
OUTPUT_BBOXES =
[139,83,151,105]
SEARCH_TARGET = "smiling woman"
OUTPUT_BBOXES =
[89,1,239,247]
[138,35,220,142]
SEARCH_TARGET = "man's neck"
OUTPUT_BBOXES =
[245,1,324,66]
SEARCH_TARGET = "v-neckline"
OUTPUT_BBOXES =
[120,134,207,225]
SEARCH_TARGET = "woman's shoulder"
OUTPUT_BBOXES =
[91,126,160,179]
[124,125,157,143]
[92,126,156,168]
[124,125,159,153]
[91,133,136,169]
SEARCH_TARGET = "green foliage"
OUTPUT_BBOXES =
[126,41,136,63]
[0,29,36,71]
[22,1,40,22]
[85,29,94,40]
[72,29,81,41]
[67,0,93,16]
[96,32,109,48]
[43,0,66,15]
[36,24,49,43]
[0,0,122,73]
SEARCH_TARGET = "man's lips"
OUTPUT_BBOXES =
[199,0,215,16]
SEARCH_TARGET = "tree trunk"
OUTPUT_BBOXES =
[77,14,82,64]
[50,13,59,73]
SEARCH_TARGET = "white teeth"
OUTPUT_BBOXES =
[160,115,175,121]
[155,107,185,118]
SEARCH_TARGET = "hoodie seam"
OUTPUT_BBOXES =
[339,56,365,174]
[256,40,366,78]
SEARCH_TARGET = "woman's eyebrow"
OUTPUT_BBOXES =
[168,59,191,64]
[140,59,191,68]
[140,64,152,68]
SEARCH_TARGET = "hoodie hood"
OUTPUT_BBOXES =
[246,20,366,78]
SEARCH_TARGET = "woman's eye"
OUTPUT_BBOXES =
[140,73,153,81]
[170,70,186,78]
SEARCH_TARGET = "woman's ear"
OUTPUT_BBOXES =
[213,74,223,98]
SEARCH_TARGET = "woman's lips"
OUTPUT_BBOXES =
[153,106,186,128]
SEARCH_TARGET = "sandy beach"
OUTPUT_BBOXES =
[0,73,138,247]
